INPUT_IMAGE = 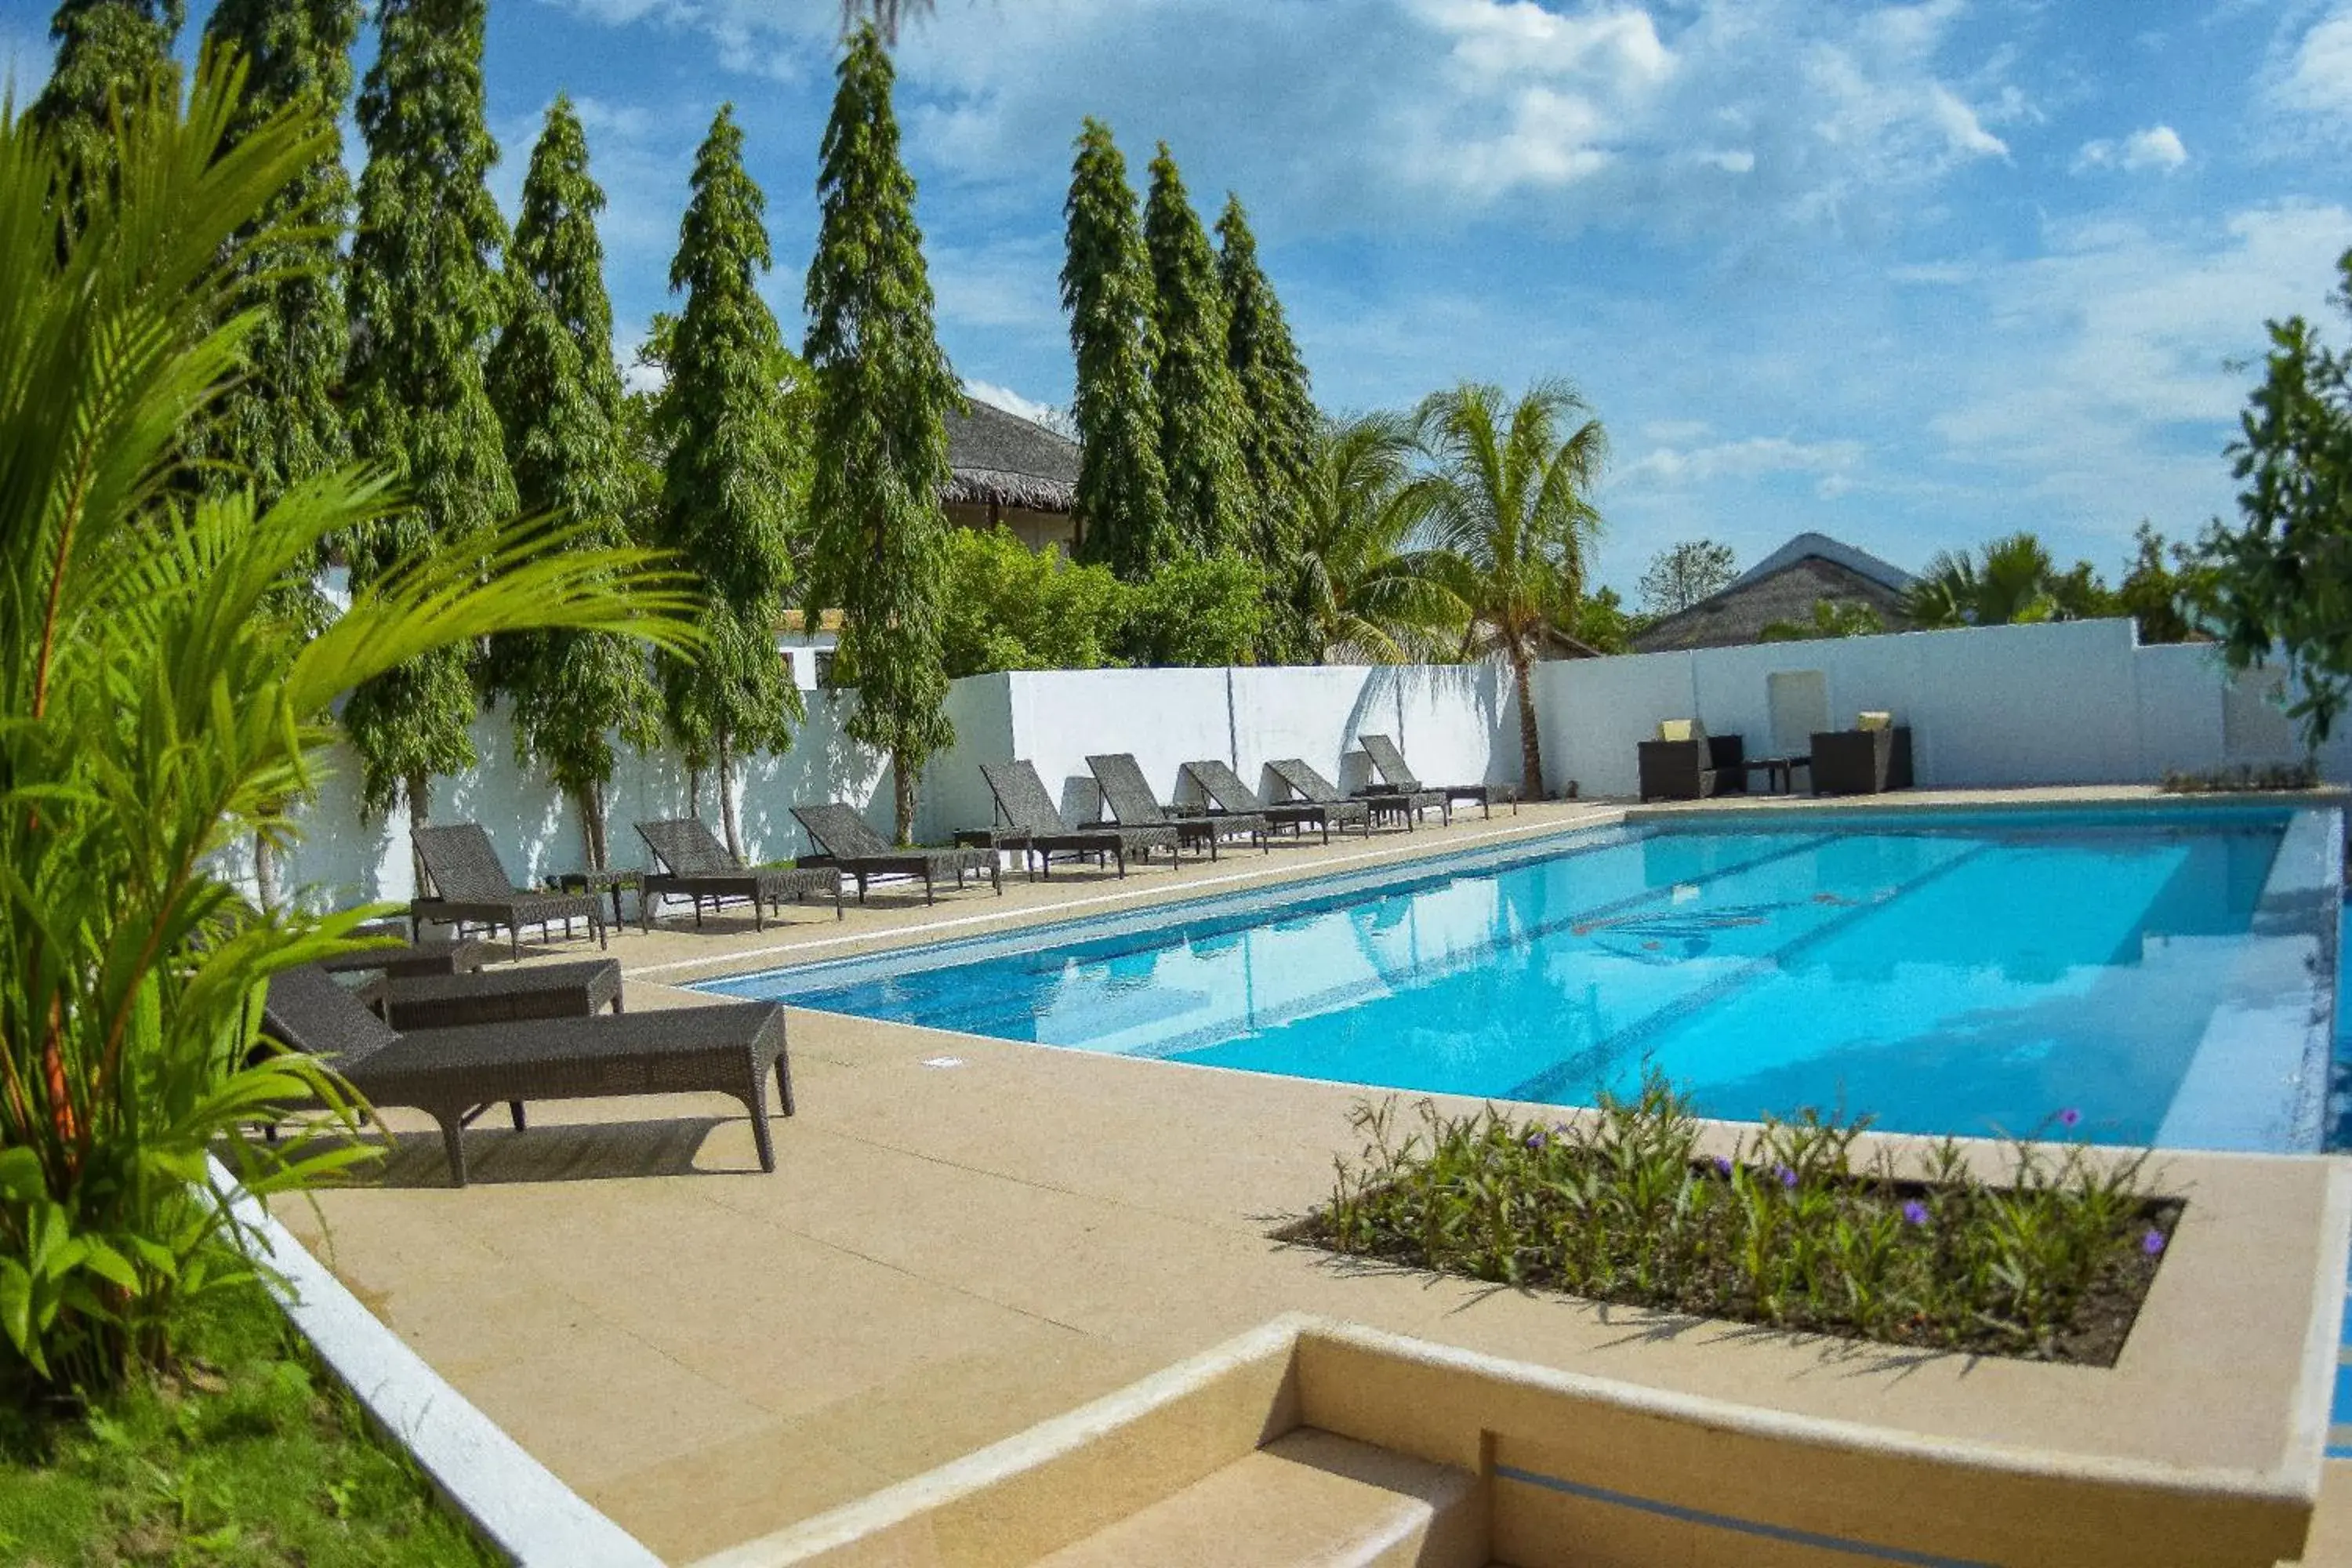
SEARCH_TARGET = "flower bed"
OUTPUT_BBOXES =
[1286,1076,2179,1366]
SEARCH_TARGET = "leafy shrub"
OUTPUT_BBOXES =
[1120,550,1267,667]
[2158,761,2320,793]
[1295,1073,2176,1364]
[0,60,687,1391]
[940,527,1130,677]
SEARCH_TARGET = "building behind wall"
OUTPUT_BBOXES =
[1632,532,1915,653]
[944,396,1080,554]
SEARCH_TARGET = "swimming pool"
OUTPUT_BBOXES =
[702,806,2345,1152]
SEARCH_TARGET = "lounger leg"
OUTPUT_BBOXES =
[595,913,608,950]
[992,862,1003,895]
[510,925,523,961]
[509,1101,526,1130]
[1115,848,1126,878]
[924,869,936,905]
[437,1115,470,1188]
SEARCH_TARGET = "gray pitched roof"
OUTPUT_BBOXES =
[944,396,1080,513]
[1726,531,1914,595]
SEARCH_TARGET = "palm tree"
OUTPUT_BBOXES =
[1409,379,1606,800]
[1903,532,2107,627]
[1293,412,1460,662]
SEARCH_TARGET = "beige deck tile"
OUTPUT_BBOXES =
[582,1415,900,1564]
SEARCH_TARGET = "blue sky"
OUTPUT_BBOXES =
[6,0,2351,596]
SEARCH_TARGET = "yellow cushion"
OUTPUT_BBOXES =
[1657,719,1697,742]
[1856,711,1893,731]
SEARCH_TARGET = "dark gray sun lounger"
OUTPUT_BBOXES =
[260,964,791,1187]
[967,760,1178,878]
[790,802,1004,905]
[408,823,608,960]
[636,817,844,930]
[1181,758,1368,846]
[1358,733,1518,818]
[1086,753,1267,859]
[1269,757,1437,832]
[316,921,487,979]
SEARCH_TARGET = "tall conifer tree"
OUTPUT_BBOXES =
[488,96,659,869]
[1216,194,1318,641]
[1061,118,1168,579]
[200,0,363,513]
[342,0,516,828]
[804,26,960,845]
[658,104,800,858]
[31,0,180,182]
[1143,143,1250,557]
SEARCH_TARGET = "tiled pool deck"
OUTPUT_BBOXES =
[270,788,2352,1564]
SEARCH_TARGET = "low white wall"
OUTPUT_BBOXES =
[1536,619,2352,799]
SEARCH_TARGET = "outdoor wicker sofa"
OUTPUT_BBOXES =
[789,802,1004,904]
[316,921,486,980]
[1268,757,1438,832]
[961,760,1178,878]
[1637,720,1721,803]
[635,817,844,930]
[408,823,607,960]
[1086,753,1268,859]
[376,957,622,1033]
[1357,734,1520,818]
[260,964,792,1186]
[1181,758,1368,845]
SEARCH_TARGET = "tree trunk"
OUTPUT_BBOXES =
[1511,648,1543,802]
[685,764,702,822]
[716,738,741,861]
[576,784,606,870]
[253,831,279,912]
[406,770,431,898]
[892,749,917,846]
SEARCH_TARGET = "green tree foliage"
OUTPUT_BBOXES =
[1412,380,1607,798]
[804,27,960,844]
[29,0,180,189]
[487,96,661,869]
[941,529,1130,677]
[1215,193,1316,654]
[1294,412,1458,663]
[2114,522,2209,646]
[1122,553,1268,668]
[1566,586,1648,654]
[197,0,362,518]
[1637,539,1737,616]
[658,106,803,857]
[2199,246,2352,745]
[0,64,690,1390]
[1760,598,1886,642]
[1144,144,1251,558]
[1062,119,1168,579]
[1901,532,2078,629]
[340,0,516,826]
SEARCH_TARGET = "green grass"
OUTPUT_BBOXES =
[0,1268,499,1568]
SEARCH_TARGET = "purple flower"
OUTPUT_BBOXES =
[1776,1164,1798,1190]
[1524,1130,1548,1151]
[1901,1200,1930,1227]
[1712,1156,1733,1178]
[2057,1107,2082,1129]
[2142,1229,2166,1257]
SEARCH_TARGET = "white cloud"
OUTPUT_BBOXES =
[2274,3,2352,134]
[1619,435,1864,490]
[963,379,1068,430]
[2073,125,2188,174]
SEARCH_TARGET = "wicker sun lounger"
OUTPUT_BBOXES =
[317,921,486,980]
[260,964,792,1187]
[408,823,608,961]
[1085,753,1267,860]
[966,760,1178,879]
[636,818,844,930]
[790,803,1004,905]
[1181,759,1368,846]
[1268,757,1435,832]
[377,957,622,1033]
[1357,734,1519,818]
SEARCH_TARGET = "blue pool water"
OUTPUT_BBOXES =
[706,808,2343,1151]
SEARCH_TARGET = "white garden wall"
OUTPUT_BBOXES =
[259,619,2347,914]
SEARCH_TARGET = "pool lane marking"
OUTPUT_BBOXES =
[625,814,1613,980]
[1504,840,1996,1105]
[1492,1465,1994,1568]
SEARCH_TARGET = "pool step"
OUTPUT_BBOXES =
[1025,1427,1484,1568]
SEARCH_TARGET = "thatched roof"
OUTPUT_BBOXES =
[1632,535,1915,653]
[944,397,1079,513]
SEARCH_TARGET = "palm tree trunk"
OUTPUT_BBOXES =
[1511,648,1543,801]
[575,784,606,871]
[406,769,431,900]
[252,831,279,912]
[892,748,917,846]
[716,738,740,861]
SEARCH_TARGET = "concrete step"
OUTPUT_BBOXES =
[1027,1427,1483,1568]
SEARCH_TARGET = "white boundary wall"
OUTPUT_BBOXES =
[259,621,2347,913]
